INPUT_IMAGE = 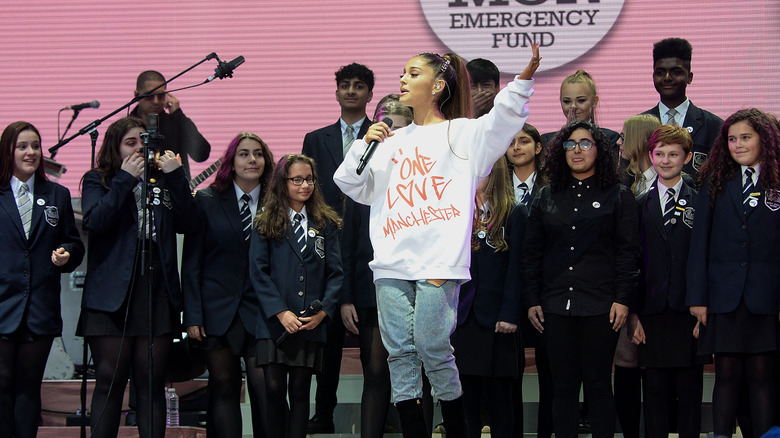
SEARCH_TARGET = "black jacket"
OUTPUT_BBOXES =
[522,177,640,316]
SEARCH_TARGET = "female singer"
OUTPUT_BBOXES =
[335,45,541,436]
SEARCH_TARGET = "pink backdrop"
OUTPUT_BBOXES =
[1,0,778,192]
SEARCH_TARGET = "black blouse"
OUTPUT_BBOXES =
[521,175,640,316]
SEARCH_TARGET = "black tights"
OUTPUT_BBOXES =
[713,353,775,437]
[462,375,514,438]
[0,337,53,438]
[357,315,392,438]
[206,348,267,438]
[88,335,171,438]
[614,365,641,438]
[264,364,313,438]
[643,366,703,438]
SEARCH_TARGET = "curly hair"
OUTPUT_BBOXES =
[256,154,341,240]
[543,120,618,192]
[210,131,275,195]
[653,38,692,69]
[335,63,375,91]
[699,108,780,204]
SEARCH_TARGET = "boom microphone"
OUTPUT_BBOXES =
[62,100,100,111]
[207,56,245,82]
[356,117,393,175]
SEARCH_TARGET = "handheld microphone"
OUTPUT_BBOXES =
[356,117,393,175]
[275,299,323,345]
[61,100,100,111]
[207,56,245,82]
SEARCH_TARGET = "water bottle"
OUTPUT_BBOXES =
[166,387,179,426]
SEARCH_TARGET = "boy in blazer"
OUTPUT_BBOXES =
[631,125,702,438]
[641,37,722,177]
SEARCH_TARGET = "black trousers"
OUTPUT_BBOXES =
[545,313,619,438]
[643,366,703,438]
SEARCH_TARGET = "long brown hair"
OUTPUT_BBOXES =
[0,121,46,188]
[472,157,514,252]
[256,154,341,240]
[86,117,145,189]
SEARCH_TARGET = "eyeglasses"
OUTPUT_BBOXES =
[287,177,317,186]
[562,139,594,151]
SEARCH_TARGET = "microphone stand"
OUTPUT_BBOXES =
[140,116,163,434]
[72,52,218,438]
[48,52,217,163]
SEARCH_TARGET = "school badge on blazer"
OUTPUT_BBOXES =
[44,205,59,226]
[162,188,173,210]
[765,191,780,212]
[682,207,694,229]
[692,152,707,171]
[314,235,325,259]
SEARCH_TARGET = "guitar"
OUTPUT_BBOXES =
[189,158,222,192]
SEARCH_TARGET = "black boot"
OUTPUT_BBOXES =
[396,398,429,438]
[440,396,468,438]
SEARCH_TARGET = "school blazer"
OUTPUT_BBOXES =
[81,167,198,313]
[249,218,343,343]
[636,181,696,314]
[182,187,262,336]
[0,178,84,335]
[301,117,371,214]
[458,204,527,328]
[687,171,780,315]
[642,103,723,176]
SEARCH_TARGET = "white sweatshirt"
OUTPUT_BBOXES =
[334,78,534,281]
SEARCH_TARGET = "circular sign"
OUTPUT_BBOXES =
[419,0,625,73]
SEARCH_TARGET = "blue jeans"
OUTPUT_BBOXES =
[375,278,462,402]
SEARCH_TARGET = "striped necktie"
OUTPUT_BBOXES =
[663,188,677,233]
[16,182,32,239]
[293,213,306,253]
[133,184,152,238]
[743,167,756,213]
[665,108,679,126]
[343,125,355,157]
[240,194,252,242]
[518,182,529,204]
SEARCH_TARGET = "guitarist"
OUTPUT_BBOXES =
[131,70,211,179]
